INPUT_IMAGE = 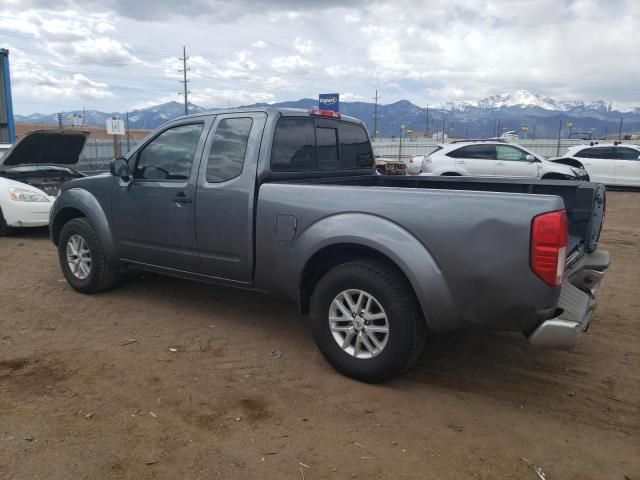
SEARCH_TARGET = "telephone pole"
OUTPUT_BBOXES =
[618,117,623,140]
[179,46,190,116]
[425,104,429,138]
[372,90,380,139]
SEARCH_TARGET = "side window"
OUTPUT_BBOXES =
[316,127,338,170]
[496,145,528,161]
[135,123,203,180]
[337,123,374,169]
[616,147,640,160]
[205,117,253,183]
[271,118,317,171]
[582,147,615,159]
[451,145,495,159]
[270,118,373,171]
[574,148,590,158]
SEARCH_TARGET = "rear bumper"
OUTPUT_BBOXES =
[528,249,609,350]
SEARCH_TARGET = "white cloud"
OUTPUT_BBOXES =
[190,88,276,108]
[9,47,113,100]
[251,40,267,48]
[46,36,142,66]
[271,55,313,75]
[293,37,319,55]
[340,92,364,101]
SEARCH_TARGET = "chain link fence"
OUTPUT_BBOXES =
[77,138,138,174]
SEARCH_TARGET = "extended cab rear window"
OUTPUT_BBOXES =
[271,117,374,171]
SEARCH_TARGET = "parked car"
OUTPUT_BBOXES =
[50,108,609,382]
[418,140,588,180]
[374,150,407,175]
[553,143,640,187]
[0,129,87,236]
[407,154,429,175]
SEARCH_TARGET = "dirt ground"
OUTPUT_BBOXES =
[1,191,638,480]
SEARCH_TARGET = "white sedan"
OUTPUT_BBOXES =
[0,129,88,236]
[0,175,54,235]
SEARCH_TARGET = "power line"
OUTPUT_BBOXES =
[178,46,191,115]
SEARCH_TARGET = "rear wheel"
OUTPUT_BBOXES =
[310,259,426,382]
[58,217,119,293]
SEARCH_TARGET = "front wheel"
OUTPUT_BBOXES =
[310,260,426,382]
[58,217,119,293]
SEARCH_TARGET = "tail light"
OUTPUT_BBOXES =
[309,109,341,119]
[530,210,568,286]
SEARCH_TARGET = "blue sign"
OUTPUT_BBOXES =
[319,93,339,112]
[0,49,15,143]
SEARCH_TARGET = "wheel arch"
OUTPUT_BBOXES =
[51,188,118,266]
[294,213,454,331]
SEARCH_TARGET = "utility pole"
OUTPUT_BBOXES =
[442,118,446,143]
[126,111,131,153]
[372,90,380,139]
[556,120,562,156]
[466,122,469,139]
[425,104,429,138]
[398,124,405,161]
[179,46,190,116]
[618,117,623,140]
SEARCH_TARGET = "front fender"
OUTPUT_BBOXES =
[50,188,118,265]
[290,213,455,331]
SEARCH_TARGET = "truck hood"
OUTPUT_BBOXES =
[0,129,88,168]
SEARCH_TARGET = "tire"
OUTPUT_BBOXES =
[310,259,426,383]
[58,217,119,293]
[0,207,12,237]
[440,172,461,176]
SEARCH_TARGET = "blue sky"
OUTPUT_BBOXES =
[1,0,638,114]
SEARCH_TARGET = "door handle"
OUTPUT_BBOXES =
[456,160,466,164]
[496,162,505,166]
[174,193,193,204]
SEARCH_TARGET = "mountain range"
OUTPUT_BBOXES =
[14,90,640,139]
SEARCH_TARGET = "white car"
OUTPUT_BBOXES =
[557,143,640,187]
[0,129,87,236]
[417,140,588,180]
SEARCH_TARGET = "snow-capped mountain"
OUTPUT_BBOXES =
[441,89,638,114]
[13,92,640,138]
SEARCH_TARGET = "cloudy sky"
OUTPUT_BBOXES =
[0,0,638,114]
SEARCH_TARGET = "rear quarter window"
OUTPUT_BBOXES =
[270,117,373,171]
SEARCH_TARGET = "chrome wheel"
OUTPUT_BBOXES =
[66,234,91,280]
[329,289,390,359]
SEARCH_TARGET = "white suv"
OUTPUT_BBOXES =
[558,143,640,187]
[416,141,587,180]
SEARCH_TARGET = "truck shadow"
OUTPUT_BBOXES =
[117,272,589,401]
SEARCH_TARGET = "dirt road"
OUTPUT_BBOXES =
[1,191,638,479]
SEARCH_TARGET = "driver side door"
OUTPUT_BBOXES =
[112,120,208,271]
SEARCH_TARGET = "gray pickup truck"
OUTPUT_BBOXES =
[50,108,609,382]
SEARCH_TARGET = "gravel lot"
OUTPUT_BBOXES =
[1,191,638,480]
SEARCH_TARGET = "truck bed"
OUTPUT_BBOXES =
[283,174,606,259]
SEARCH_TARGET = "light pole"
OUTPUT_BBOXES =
[399,124,406,161]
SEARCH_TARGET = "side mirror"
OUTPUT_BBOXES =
[110,157,131,181]
[637,154,640,161]
[526,154,536,163]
